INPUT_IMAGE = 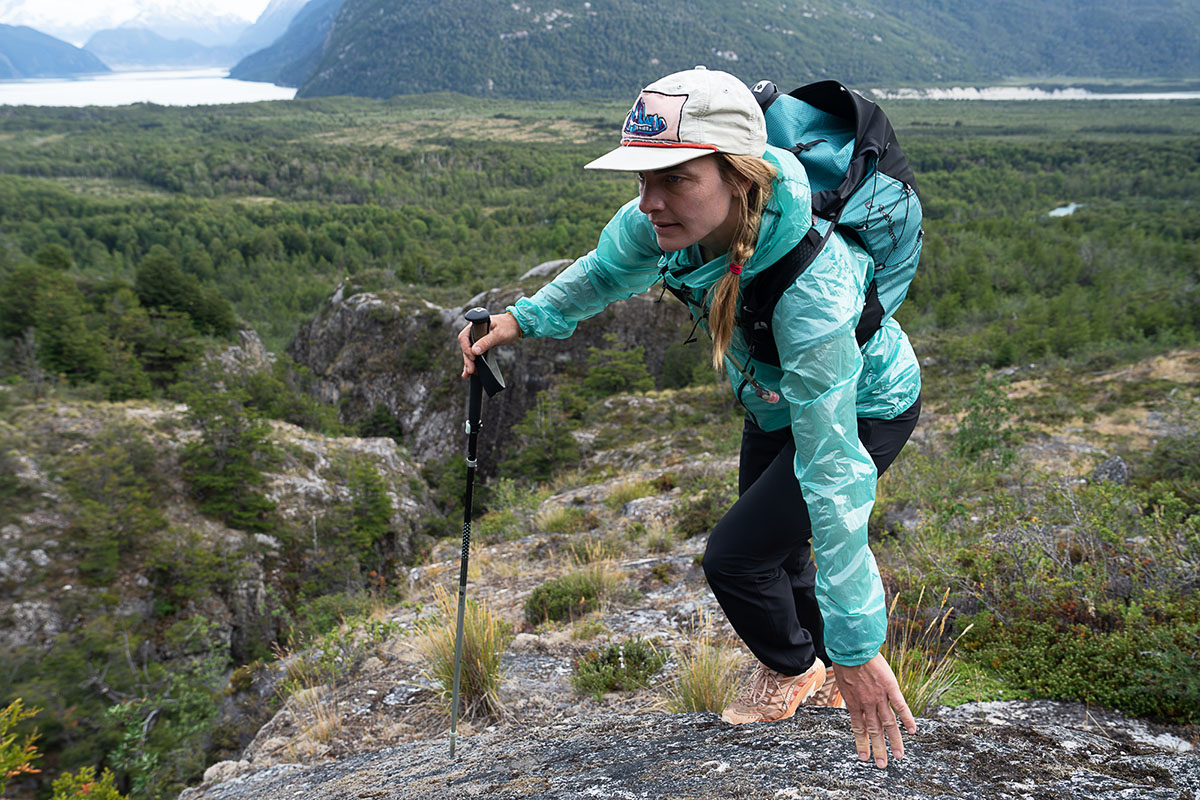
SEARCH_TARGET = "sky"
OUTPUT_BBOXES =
[0,0,276,44]
[1,0,273,23]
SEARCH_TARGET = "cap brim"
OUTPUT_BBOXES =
[584,144,716,172]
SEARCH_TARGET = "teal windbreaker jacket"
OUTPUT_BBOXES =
[507,144,921,666]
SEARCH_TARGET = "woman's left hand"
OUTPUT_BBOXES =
[833,653,916,769]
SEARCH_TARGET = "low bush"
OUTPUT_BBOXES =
[0,698,41,795]
[963,611,1200,723]
[524,572,602,626]
[50,765,129,799]
[570,637,665,701]
[672,468,737,538]
[892,477,1200,724]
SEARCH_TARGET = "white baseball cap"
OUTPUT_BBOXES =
[585,66,767,172]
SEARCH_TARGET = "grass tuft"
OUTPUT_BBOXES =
[665,613,742,713]
[418,585,512,721]
[881,587,972,717]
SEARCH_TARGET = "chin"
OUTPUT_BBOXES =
[654,232,693,253]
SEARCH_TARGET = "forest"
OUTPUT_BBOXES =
[1,95,1196,383]
[0,93,1197,798]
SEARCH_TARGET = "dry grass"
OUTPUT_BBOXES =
[881,587,973,716]
[665,613,742,713]
[417,585,511,721]
[274,655,344,758]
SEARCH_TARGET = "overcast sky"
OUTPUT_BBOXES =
[0,0,278,44]
[1,0,274,26]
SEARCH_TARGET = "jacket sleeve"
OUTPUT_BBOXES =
[772,238,886,667]
[507,198,664,339]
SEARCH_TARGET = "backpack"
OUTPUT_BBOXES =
[739,80,923,365]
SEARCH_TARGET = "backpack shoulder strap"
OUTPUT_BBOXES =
[739,226,829,366]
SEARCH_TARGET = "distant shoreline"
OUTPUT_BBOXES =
[0,67,297,107]
[872,86,1200,101]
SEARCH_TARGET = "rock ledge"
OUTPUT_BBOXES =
[180,709,1199,799]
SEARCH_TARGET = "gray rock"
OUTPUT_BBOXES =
[210,329,275,375]
[518,259,574,280]
[1088,456,1130,485]
[177,710,1200,800]
[287,283,691,473]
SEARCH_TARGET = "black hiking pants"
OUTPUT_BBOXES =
[702,395,921,676]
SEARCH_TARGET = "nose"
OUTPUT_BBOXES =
[638,179,664,215]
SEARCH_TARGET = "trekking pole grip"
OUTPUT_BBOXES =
[466,306,491,347]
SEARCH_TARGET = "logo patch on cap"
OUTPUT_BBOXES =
[622,92,687,144]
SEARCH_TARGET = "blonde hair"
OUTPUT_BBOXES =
[707,153,777,368]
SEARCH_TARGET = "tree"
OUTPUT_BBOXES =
[181,383,277,532]
[582,333,654,398]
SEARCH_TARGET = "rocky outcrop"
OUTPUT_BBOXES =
[286,267,693,471]
[180,707,1199,800]
[0,400,432,657]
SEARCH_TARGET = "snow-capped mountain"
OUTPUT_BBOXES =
[0,0,264,47]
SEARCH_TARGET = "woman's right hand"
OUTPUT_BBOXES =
[834,653,916,768]
[459,311,522,378]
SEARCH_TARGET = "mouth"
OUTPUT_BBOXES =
[651,220,680,233]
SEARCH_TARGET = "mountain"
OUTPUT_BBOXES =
[283,0,1200,100]
[229,0,343,87]
[0,0,253,48]
[234,0,310,53]
[84,27,241,69]
[0,23,109,78]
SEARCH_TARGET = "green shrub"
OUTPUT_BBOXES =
[660,339,710,389]
[523,571,610,626]
[50,765,129,799]
[358,403,403,441]
[672,469,736,538]
[501,388,582,483]
[0,698,41,796]
[180,383,278,532]
[570,637,665,701]
[953,367,1019,463]
[286,591,378,647]
[237,358,344,435]
[582,333,654,398]
[58,425,167,584]
[963,611,1200,723]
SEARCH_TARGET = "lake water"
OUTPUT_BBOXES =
[3,71,1197,108]
[872,86,1200,101]
[0,68,297,107]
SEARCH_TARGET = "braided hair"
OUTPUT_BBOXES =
[706,153,778,368]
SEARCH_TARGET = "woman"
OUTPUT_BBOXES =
[459,67,920,769]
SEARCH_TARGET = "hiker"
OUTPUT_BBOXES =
[458,67,921,769]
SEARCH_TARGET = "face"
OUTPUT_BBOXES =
[637,154,741,257]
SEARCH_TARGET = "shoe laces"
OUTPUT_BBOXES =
[739,663,784,707]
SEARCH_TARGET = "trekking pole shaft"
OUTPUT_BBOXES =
[450,313,490,758]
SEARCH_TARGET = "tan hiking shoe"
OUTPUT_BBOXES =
[805,666,846,709]
[720,659,826,725]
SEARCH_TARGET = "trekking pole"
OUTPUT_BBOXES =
[449,307,506,758]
